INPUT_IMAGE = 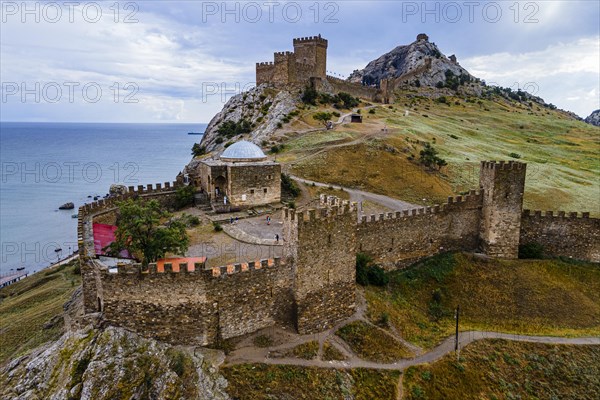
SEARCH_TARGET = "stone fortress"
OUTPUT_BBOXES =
[78,160,600,346]
[256,35,393,103]
[193,141,281,212]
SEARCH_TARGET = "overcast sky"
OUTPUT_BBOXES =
[1,1,598,122]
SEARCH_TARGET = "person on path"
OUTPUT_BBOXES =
[275,234,279,242]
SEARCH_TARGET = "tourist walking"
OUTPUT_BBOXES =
[275,234,279,242]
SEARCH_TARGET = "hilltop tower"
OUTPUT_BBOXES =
[257,35,328,87]
[284,205,357,334]
[292,35,328,78]
[479,161,527,258]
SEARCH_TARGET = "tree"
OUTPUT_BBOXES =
[313,111,333,126]
[174,185,196,210]
[419,143,447,171]
[107,199,189,265]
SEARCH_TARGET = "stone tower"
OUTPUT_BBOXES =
[283,205,357,334]
[293,35,328,79]
[479,161,527,258]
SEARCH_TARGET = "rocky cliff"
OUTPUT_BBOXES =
[1,326,230,400]
[584,109,600,126]
[198,85,298,153]
[348,33,475,90]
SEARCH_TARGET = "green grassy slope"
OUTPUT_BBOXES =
[365,253,600,349]
[403,339,600,400]
[0,261,80,365]
[277,89,599,213]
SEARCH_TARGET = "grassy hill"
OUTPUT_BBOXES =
[275,88,599,214]
[403,339,600,400]
[0,261,81,365]
[365,253,600,349]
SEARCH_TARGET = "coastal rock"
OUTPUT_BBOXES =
[58,202,74,210]
[109,184,128,196]
[0,327,230,400]
[584,109,600,126]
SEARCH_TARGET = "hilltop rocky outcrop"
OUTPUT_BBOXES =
[348,34,477,91]
[584,109,600,126]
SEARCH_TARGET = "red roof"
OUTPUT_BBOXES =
[93,223,131,258]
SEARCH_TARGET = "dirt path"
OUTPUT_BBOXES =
[226,329,600,372]
[225,289,600,372]
[290,175,416,212]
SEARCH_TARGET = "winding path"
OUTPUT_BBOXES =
[289,175,416,212]
[225,289,600,372]
[226,330,600,372]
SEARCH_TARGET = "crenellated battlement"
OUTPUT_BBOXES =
[358,189,483,225]
[79,181,180,215]
[293,35,328,45]
[256,61,274,66]
[109,257,281,277]
[210,258,281,277]
[481,160,526,170]
[523,210,592,219]
[283,203,356,224]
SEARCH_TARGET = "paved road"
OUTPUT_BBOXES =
[290,175,416,213]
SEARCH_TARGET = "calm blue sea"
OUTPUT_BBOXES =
[0,122,205,275]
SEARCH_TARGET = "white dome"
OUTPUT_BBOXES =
[220,141,267,161]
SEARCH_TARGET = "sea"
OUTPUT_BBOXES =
[0,122,205,276]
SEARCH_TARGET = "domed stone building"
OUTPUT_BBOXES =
[195,141,281,210]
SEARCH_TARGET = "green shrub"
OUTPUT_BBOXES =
[356,253,388,286]
[191,143,206,157]
[509,152,522,159]
[174,185,195,210]
[217,119,252,139]
[213,222,223,232]
[519,243,544,259]
[301,86,318,105]
[368,109,375,114]
[281,173,300,197]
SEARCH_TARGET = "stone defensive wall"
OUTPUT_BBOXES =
[77,181,182,315]
[283,204,358,334]
[325,75,380,101]
[98,257,293,345]
[520,210,600,262]
[356,190,484,268]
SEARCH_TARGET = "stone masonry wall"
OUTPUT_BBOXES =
[357,191,483,268]
[326,76,380,101]
[100,258,292,345]
[288,206,357,334]
[479,161,527,259]
[227,163,281,207]
[520,210,600,262]
[78,182,182,313]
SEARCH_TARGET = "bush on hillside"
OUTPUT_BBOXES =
[519,243,544,259]
[356,253,389,286]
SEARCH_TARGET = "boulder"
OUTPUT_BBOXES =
[58,202,74,210]
[109,184,128,196]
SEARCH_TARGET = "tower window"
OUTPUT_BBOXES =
[264,188,268,194]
